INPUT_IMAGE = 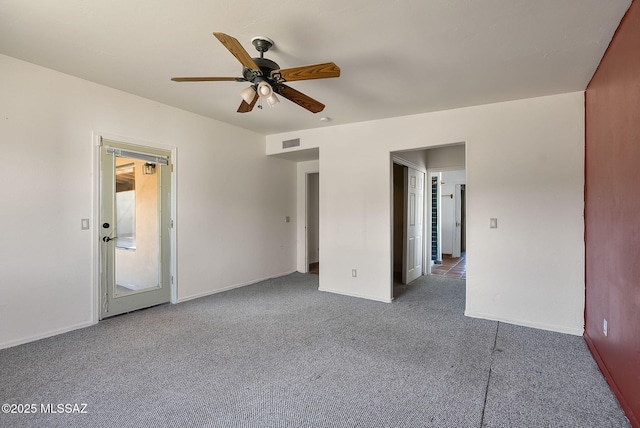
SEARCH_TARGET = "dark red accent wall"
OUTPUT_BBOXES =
[585,1,640,427]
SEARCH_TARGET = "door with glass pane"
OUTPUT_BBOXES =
[99,140,171,319]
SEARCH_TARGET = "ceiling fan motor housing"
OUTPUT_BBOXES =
[247,36,282,84]
[253,57,280,76]
[243,57,281,86]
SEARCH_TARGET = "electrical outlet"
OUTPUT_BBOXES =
[352,269,357,277]
[603,319,608,336]
[490,218,498,229]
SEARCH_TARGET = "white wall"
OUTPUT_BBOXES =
[267,92,585,334]
[0,54,297,348]
[394,144,466,171]
[425,144,465,169]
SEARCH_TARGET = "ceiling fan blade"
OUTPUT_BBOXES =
[213,32,260,71]
[237,92,259,113]
[171,77,246,82]
[277,85,325,113]
[272,62,340,82]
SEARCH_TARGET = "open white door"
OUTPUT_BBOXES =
[403,167,425,284]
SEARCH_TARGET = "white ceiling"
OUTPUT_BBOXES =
[0,0,631,135]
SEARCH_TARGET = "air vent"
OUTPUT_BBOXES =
[282,138,300,149]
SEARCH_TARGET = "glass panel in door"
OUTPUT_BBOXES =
[114,158,160,296]
[100,141,171,319]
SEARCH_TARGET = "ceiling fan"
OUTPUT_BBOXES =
[171,32,340,113]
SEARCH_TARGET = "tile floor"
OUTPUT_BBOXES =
[431,252,466,279]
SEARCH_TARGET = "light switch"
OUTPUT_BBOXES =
[81,218,90,230]
[490,218,498,229]
[285,216,290,223]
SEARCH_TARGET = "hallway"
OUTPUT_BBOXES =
[431,252,466,279]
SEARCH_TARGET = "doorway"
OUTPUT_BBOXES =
[453,184,466,257]
[307,173,319,274]
[391,144,466,298]
[99,139,172,319]
[430,170,466,279]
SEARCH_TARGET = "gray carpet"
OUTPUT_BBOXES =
[0,273,629,427]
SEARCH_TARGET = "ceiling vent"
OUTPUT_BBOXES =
[282,138,300,149]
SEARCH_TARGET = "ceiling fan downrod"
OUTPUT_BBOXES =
[251,36,274,58]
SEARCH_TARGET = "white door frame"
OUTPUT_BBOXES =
[452,183,464,258]
[92,132,177,323]
[296,160,320,273]
[305,172,320,272]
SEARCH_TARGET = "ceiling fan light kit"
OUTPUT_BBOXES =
[240,86,257,104]
[255,81,280,108]
[171,32,340,114]
[266,93,280,108]
[257,81,272,97]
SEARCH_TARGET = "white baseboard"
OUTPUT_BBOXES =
[176,270,297,303]
[465,310,584,336]
[1,272,300,349]
[318,287,393,304]
[0,320,97,350]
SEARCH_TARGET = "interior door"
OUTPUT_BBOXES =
[99,140,172,319]
[453,184,463,258]
[404,167,424,284]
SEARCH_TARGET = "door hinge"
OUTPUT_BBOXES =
[171,275,174,285]
[170,219,174,228]
[102,290,109,313]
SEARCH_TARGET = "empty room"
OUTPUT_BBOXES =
[1,1,638,427]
